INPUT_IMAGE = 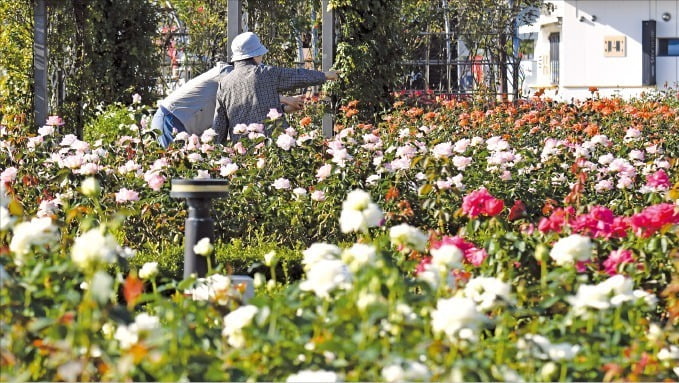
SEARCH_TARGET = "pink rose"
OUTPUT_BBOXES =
[1,167,18,184]
[115,188,140,203]
[602,249,634,275]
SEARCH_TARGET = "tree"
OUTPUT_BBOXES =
[0,0,33,127]
[448,0,543,100]
[48,0,161,135]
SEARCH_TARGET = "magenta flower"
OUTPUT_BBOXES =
[602,249,634,276]
[645,169,670,190]
[538,206,575,234]
[629,203,679,237]
[461,188,505,218]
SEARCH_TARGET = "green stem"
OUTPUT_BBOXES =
[559,363,567,382]
[540,260,547,290]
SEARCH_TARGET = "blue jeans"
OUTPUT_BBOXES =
[151,107,186,148]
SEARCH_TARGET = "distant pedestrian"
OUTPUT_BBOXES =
[213,31,338,142]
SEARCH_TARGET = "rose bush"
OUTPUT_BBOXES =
[1,89,678,381]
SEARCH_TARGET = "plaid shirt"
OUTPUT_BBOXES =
[213,60,327,142]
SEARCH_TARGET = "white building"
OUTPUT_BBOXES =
[521,0,679,100]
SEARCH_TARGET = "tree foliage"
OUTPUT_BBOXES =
[48,0,161,135]
[0,0,33,127]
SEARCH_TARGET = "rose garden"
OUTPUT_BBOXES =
[1,88,678,381]
[2,0,679,380]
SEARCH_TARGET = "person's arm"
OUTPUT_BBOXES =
[273,66,338,91]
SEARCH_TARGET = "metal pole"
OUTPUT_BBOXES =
[443,0,452,93]
[33,0,48,127]
[227,0,243,62]
[321,0,334,138]
[170,179,229,278]
[511,0,521,101]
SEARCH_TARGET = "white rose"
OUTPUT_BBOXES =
[90,270,113,303]
[286,370,340,383]
[134,313,160,331]
[81,177,101,197]
[71,228,119,269]
[382,364,405,383]
[114,324,139,349]
[263,251,277,266]
[139,262,159,279]
[464,276,512,311]
[10,217,59,264]
[549,234,592,266]
[341,243,376,272]
[342,189,372,211]
[430,244,463,269]
[299,259,352,299]
[431,297,485,340]
[389,224,428,252]
[302,243,341,269]
[222,305,258,347]
[193,237,213,256]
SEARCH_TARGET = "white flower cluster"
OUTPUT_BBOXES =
[0,185,14,231]
[286,369,340,382]
[71,228,120,270]
[340,243,377,272]
[417,243,462,288]
[567,275,657,316]
[463,276,512,311]
[10,217,59,266]
[389,223,428,252]
[339,189,383,234]
[185,273,233,305]
[381,360,431,382]
[549,234,592,266]
[113,313,161,350]
[431,297,486,342]
[299,242,352,299]
[518,334,580,361]
[222,305,258,348]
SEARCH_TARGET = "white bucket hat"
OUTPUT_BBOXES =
[230,32,268,61]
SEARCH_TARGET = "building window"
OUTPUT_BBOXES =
[658,38,679,56]
[549,33,560,84]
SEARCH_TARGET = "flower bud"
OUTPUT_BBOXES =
[539,362,558,381]
[263,250,277,267]
[81,177,101,197]
[534,244,549,262]
[254,272,265,288]
[193,237,213,256]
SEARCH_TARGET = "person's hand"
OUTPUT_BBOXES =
[324,70,339,81]
[280,95,304,112]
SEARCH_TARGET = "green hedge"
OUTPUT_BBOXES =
[129,239,305,283]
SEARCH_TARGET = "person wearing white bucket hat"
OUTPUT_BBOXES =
[213,31,338,142]
[230,32,269,61]
[151,58,304,148]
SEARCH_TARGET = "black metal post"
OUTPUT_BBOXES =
[170,179,229,278]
